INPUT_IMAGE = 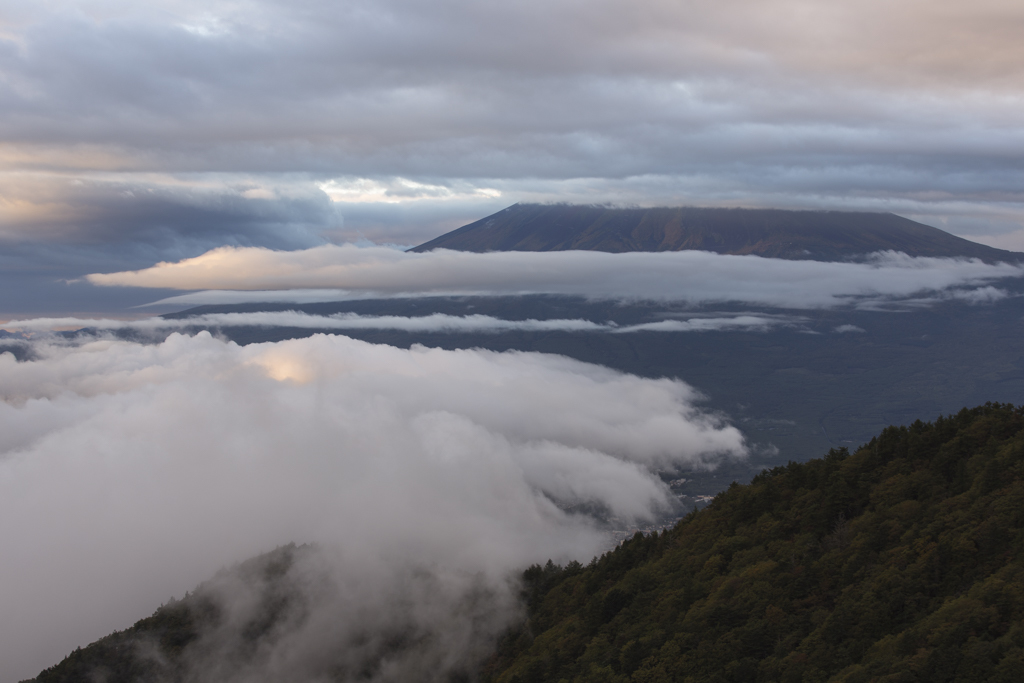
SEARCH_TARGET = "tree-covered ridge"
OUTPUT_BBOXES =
[26,544,306,683]
[486,403,1024,683]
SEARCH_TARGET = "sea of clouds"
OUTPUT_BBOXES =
[0,331,746,681]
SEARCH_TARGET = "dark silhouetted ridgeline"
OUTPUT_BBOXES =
[25,545,306,683]
[484,403,1024,683]
[26,404,1024,682]
[411,204,1022,263]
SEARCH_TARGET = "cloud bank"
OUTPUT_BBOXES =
[0,332,745,680]
[88,245,1024,310]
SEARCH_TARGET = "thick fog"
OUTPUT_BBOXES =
[0,332,745,681]
[90,245,1024,310]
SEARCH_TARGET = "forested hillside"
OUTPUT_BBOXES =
[484,403,1024,683]
[27,404,1024,683]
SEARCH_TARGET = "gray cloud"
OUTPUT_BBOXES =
[2,0,1024,272]
[0,173,336,248]
[614,316,795,333]
[87,245,1024,310]
[0,332,745,680]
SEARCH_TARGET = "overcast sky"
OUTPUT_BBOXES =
[2,0,1024,315]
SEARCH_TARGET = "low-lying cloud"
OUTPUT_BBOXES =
[0,332,745,681]
[88,245,1024,310]
[2,311,798,336]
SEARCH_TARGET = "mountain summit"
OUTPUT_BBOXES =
[411,204,1021,262]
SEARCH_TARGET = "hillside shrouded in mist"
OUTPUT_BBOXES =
[0,331,745,681]
[26,404,1024,682]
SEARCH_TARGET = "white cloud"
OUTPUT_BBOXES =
[318,177,502,204]
[0,332,745,680]
[2,311,800,335]
[939,285,1011,304]
[87,245,1024,310]
[854,284,1015,310]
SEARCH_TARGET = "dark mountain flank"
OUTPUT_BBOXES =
[483,403,1024,683]
[27,404,1024,683]
[411,204,1021,262]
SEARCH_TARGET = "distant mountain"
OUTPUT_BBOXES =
[411,204,1022,262]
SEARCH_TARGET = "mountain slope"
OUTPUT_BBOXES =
[25,545,307,683]
[26,404,1024,683]
[411,204,1021,263]
[483,403,1024,683]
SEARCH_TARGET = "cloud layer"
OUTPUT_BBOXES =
[88,245,1024,310]
[2,310,800,336]
[0,332,745,680]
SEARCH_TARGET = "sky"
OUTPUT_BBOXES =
[2,0,1024,316]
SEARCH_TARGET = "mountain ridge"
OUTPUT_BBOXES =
[482,403,1024,683]
[411,204,1022,263]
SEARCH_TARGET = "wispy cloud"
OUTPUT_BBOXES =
[614,316,795,333]
[853,285,1015,311]
[2,310,799,335]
